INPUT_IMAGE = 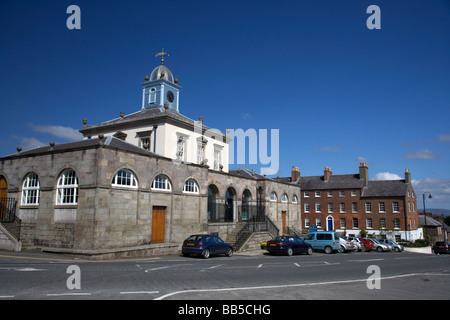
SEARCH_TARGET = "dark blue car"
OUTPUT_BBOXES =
[182,234,233,259]
[266,236,313,256]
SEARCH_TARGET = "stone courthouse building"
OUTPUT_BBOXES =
[0,54,301,256]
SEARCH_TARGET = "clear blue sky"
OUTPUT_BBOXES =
[1,0,449,209]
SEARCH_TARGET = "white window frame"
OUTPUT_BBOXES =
[21,173,40,205]
[281,193,288,203]
[183,179,199,194]
[315,203,321,213]
[393,202,400,213]
[56,169,78,205]
[366,218,373,229]
[292,194,298,203]
[379,202,386,213]
[304,191,310,198]
[328,203,333,213]
[304,217,310,228]
[151,174,172,192]
[365,202,372,213]
[270,191,277,202]
[304,203,310,213]
[316,218,322,228]
[112,169,138,188]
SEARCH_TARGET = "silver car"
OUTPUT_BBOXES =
[368,238,391,252]
[378,239,404,252]
[339,237,357,253]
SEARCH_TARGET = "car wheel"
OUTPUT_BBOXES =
[202,248,210,259]
[307,247,313,255]
[225,248,233,257]
[394,247,400,252]
[376,247,383,252]
[286,247,293,256]
[338,245,345,253]
[324,246,332,254]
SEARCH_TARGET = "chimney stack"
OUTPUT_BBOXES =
[405,168,411,184]
[359,163,369,188]
[291,166,300,182]
[324,166,332,182]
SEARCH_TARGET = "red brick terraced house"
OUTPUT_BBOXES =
[296,163,421,242]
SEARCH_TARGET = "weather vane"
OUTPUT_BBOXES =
[155,48,169,65]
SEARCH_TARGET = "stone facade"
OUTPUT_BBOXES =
[0,137,301,255]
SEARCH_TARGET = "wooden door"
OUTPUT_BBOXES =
[281,211,286,235]
[0,177,7,220]
[151,206,166,244]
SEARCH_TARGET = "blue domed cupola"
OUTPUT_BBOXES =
[142,49,181,112]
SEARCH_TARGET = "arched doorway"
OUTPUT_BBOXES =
[207,184,219,222]
[225,187,236,222]
[326,215,334,231]
[241,189,252,220]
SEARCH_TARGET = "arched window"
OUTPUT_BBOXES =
[292,194,298,203]
[150,88,156,104]
[151,174,172,191]
[21,173,40,205]
[281,193,288,203]
[112,169,138,188]
[270,191,277,202]
[183,179,199,194]
[56,169,78,205]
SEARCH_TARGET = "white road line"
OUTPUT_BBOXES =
[0,295,14,299]
[120,291,159,295]
[154,272,450,300]
[257,264,263,269]
[47,292,92,297]
[294,263,300,267]
[348,258,384,263]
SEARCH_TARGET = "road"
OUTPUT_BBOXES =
[0,249,449,301]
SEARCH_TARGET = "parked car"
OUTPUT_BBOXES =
[266,236,313,256]
[303,231,340,254]
[182,234,233,259]
[339,237,357,253]
[378,239,404,252]
[346,236,364,251]
[432,241,450,255]
[368,238,391,252]
[358,238,375,251]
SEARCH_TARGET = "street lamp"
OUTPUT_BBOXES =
[422,191,432,243]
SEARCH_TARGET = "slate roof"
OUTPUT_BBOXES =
[298,174,408,198]
[0,136,160,160]
[229,168,267,180]
[299,174,362,190]
[418,215,444,227]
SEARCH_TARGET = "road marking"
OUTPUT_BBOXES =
[154,272,450,300]
[348,258,384,263]
[0,267,46,272]
[0,295,14,299]
[120,291,159,295]
[47,292,92,297]
[257,264,263,269]
[0,254,160,263]
[294,263,300,267]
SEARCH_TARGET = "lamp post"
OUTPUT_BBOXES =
[422,191,432,243]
